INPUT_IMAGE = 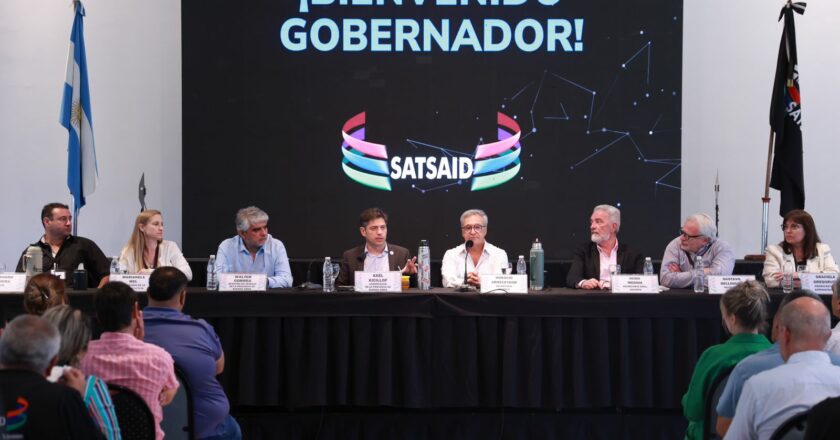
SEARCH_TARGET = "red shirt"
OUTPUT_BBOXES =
[80,332,178,440]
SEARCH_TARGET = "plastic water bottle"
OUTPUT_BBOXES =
[693,255,705,293]
[417,240,431,290]
[323,257,335,292]
[529,239,545,290]
[516,255,527,275]
[110,257,120,275]
[643,257,654,276]
[782,260,794,293]
[206,255,218,291]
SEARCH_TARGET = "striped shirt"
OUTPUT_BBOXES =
[85,375,122,440]
[80,332,179,440]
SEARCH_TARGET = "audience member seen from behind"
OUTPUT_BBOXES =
[23,273,67,315]
[660,213,735,288]
[723,297,840,439]
[0,315,103,439]
[119,209,193,280]
[15,202,110,288]
[42,305,121,439]
[144,267,242,440]
[682,280,771,440]
[823,277,840,356]
[715,290,840,437]
[80,281,178,440]
[763,209,839,288]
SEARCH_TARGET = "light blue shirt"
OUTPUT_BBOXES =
[215,234,293,288]
[717,343,840,418]
[659,237,736,288]
[363,244,390,273]
[724,351,840,440]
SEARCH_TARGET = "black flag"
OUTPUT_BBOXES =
[769,2,806,216]
[139,173,147,211]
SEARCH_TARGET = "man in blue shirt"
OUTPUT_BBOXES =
[144,267,241,440]
[215,206,293,288]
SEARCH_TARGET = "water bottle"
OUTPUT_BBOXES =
[323,257,335,292]
[693,255,705,293]
[206,255,218,291]
[516,255,527,275]
[782,260,794,293]
[110,256,120,275]
[23,245,43,277]
[643,257,654,276]
[73,263,88,290]
[529,239,545,290]
[417,240,431,290]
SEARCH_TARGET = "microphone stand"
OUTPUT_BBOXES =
[298,259,322,289]
[458,240,476,292]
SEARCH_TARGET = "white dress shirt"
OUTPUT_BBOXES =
[724,351,840,440]
[596,240,618,283]
[825,322,840,357]
[119,240,193,280]
[441,242,509,288]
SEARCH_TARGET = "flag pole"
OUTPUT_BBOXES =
[761,129,775,253]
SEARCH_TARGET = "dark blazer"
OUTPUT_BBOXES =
[336,244,412,286]
[565,241,645,288]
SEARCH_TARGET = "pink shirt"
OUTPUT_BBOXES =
[596,240,619,283]
[80,332,179,440]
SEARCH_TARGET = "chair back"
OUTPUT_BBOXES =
[161,365,194,440]
[770,410,809,440]
[704,366,734,439]
[108,383,155,440]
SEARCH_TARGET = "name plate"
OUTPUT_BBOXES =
[611,275,659,293]
[109,274,150,292]
[707,275,756,294]
[800,273,839,294]
[355,271,401,292]
[0,273,27,293]
[481,274,528,294]
[218,273,267,291]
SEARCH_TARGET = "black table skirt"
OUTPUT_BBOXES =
[0,288,788,411]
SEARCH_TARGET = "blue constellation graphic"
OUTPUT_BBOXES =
[404,138,468,193]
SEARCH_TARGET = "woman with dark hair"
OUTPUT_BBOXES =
[763,209,839,288]
[23,273,67,315]
[42,305,121,439]
[682,280,772,440]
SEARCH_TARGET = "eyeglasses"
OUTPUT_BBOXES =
[461,224,485,232]
[679,229,703,239]
[781,223,803,231]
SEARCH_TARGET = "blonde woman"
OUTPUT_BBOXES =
[119,210,192,280]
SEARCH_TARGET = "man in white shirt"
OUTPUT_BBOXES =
[824,277,840,356]
[441,209,508,288]
[724,296,840,440]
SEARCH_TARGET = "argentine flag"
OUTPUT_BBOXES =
[60,1,98,219]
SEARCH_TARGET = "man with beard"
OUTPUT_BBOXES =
[566,204,645,290]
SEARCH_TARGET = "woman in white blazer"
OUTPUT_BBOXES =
[118,210,193,280]
[763,209,838,288]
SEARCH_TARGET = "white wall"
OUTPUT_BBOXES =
[683,0,840,257]
[2,1,837,268]
[0,0,181,268]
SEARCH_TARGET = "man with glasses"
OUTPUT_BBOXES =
[15,202,110,288]
[336,207,416,286]
[441,209,509,288]
[566,204,644,289]
[660,213,735,288]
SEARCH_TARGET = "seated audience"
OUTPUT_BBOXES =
[715,290,840,437]
[23,273,67,315]
[441,209,508,288]
[336,208,416,286]
[763,209,839,288]
[119,209,192,280]
[566,204,644,289]
[724,296,840,439]
[826,277,840,355]
[43,305,121,439]
[661,213,735,288]
[15,202,110,288]
[144,267,242,440]
[80,281,178,440]
[0,315,102,439]
[682,280,771,440]
[216,206,293,288]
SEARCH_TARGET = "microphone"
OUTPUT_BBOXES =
[297,259,322,289]
[459,240,474,292]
